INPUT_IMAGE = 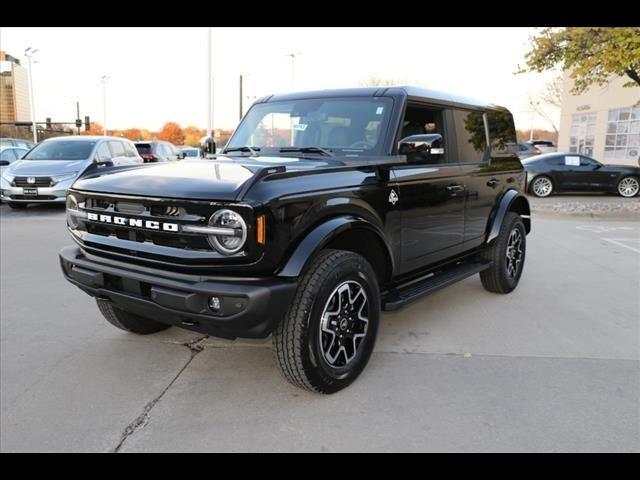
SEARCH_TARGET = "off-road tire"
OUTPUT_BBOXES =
[273,249,380,394]
[480,212,526,294]
[96,298,171,334]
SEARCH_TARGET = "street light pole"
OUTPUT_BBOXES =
[286,52,302,90]
[101,75,110,136]
[207,27,213,139]
[24,47,39,143]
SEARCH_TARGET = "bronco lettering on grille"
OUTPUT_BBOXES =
[86,212,179,232]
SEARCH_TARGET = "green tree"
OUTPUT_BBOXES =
[520,27,640,94]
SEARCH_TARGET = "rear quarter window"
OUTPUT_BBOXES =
[545,156,564,166]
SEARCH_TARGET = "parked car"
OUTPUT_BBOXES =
[59,86,531,393]
[0,137,36,149]
[523,152,640,198]
[180,146,201,158]
[0,146,30,202]
[134,141,186,162]
[527,140,556,153]
[0,136,143,208]
[517,142,541,160]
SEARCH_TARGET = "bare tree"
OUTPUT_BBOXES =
[539,75,563,109]
[359,75,407,87]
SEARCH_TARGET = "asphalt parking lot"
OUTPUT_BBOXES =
[1,200,639,452]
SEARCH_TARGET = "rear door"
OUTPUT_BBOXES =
[108,140,128,166]
[392,103,465,275]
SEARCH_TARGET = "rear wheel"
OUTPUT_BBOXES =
[617,176,639,198]
[480,212,526,294]
[530,176,553,197]
[273,249,380,394]
[96,299,171,334]
[8,202,27,209]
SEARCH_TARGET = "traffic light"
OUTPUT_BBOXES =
[46,117,52,129]
[75,119,82,128]
[84,116,90,131]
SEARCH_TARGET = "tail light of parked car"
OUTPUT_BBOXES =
[141,154,158,163]
[532,147,541,156]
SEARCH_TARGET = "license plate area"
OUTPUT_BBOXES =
[23,188,38,196]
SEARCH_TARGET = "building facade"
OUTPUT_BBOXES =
[558,72,640,166]
[0,51,31,123]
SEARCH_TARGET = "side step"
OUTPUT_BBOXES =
[382,261,492,311]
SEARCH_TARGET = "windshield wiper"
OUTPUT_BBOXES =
[224,146,260,155]
[279,146,335,157]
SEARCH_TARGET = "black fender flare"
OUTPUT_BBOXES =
[277,215,394,278]
[486,189,531,243]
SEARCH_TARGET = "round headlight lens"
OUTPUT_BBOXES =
[208,209,247,255]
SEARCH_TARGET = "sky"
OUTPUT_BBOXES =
[0,27,561,133]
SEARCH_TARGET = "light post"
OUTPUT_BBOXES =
[285,52,302,90]
[101,75,110,136]
[207,27,214,139]
[24,47,39,143]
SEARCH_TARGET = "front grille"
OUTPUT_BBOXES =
[14,176,53,187]
[10,195,57,200]
[69,191,254,266]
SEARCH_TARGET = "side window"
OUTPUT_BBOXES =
[109,141,125,158]
[123,141,138,157]
[580,156,597,167]
[545,156,564,166]
[0,149,17,161]
[485,108,518,158]
[96,143,111,161]
[453,109,489,163]
[399,104,447,164]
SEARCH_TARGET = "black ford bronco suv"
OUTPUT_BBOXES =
[60,87,530,394]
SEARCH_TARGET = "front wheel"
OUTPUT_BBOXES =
[480,212,526,294]
[530,176,553,197]
[617,176,639,198]
[273,249,380,394]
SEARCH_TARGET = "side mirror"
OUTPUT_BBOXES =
[398,134,444,163]
[0,160,10,167]
[178,152,186,159]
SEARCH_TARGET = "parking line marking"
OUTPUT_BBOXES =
[602,238,640,254]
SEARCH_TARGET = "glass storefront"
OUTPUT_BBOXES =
[605,106,640,163]
[569,113,597,156]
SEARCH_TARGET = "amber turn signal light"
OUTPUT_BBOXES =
[256,215,266,245]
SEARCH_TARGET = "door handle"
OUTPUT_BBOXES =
[446,184,465,193]
[487,178,500,188]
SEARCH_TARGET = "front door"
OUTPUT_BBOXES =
[392,105,465,275]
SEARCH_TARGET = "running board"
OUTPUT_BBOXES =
[382,261,492,311]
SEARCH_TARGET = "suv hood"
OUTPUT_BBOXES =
[8,159,88,176]
[72,156,342,201]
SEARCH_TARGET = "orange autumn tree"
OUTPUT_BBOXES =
[81,122,104,136]
[123,128,142,141]
[157,122,185,145]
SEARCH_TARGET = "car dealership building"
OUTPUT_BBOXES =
[558,73,639,166]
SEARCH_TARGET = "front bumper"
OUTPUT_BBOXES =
[59,245,298,339]
[0,179,71,203]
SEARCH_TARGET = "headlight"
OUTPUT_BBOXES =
[52,172,78,184]
[66,194,86,229]
[207,209,247,255]
[1,170,14,184]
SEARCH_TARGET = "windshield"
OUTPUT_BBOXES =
[226,97,393,156]
[23,140,96,161]
[135,144,153,154]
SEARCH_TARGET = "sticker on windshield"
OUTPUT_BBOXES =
[292,123,308,131]
[565,156,580,166]
[376,107,384,115]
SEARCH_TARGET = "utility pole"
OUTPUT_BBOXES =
[24,47,39,143]
[101,75,110,136]
[76,101,81,135]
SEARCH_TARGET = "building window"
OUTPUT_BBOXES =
[569,113,597,156]
[605,106,640,162]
